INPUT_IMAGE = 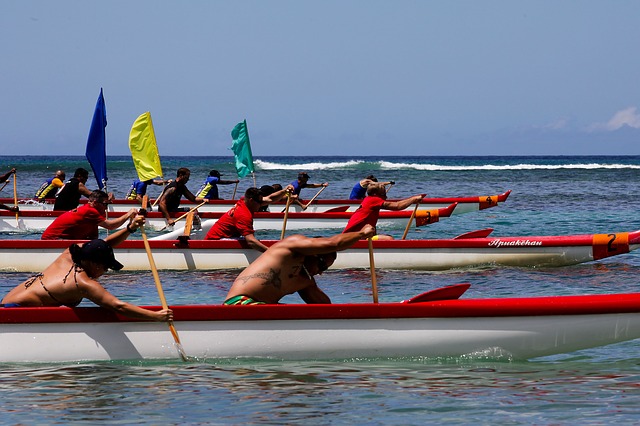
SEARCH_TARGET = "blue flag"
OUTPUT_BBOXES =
[85,88,108,190]
[230,120,255,178]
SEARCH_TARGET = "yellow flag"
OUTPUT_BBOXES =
[129,112,163,181]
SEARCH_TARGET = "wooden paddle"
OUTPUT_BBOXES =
[151,180,170,208]
[160,201,207,231]
[368,238,379,303]
[0,180,9,193]
[385,182,394,195]
[231,181,238,200]
[12,172,19,223]
[176,211,194,247]
[141,196,189,361]
[280,192,292,240]
[302,185,327,210]
[401,202,420,240]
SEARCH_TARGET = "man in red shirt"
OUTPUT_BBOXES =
[205,186,291,252]
[42,190,138,240]
[342,184,425,240]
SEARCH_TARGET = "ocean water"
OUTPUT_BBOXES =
[1,155,640,424]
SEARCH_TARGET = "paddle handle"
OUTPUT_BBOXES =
[13,172,18,222]
[151,183,168,208]
[141,222,188,360]
[401,202,420,240]
[161,201,206,230]
[141,195,188,361]
[141,227,168,309]
[281,193,292,240]
[303,185,327,210]
[232,182,238,200]
[368,238,379,303]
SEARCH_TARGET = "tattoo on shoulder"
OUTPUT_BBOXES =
[237,268,282,289]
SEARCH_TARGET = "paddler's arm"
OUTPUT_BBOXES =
[157,187,176,224]
[306,182,329,189]
[183,187,199,203]
[298,282,331,304]
[82,279,173,322]
[99,208,138,231]
[263,184,295,204]
[103,214,145,248]
[382,194,426,211]
[244,233,269,252]
[287,224,376,256]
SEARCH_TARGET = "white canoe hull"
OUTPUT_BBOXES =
[4,190,511,214]
[0,214,414,233]
[0,202,458,234]
[1,230,638,272]
[2,291,640,362]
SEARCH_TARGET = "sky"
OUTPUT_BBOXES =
[1,0,640,157]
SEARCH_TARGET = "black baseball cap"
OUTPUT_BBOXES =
[80,239,124,271]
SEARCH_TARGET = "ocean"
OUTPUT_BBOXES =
[1,155,640,424]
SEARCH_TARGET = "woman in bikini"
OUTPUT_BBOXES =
[1,214,172,322]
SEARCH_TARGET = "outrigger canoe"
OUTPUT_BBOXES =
[0,228,638,272]
[0,203,457,233]
[2,284,640,362]
[0,190,511,214]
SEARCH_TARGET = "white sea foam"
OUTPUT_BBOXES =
[378,161,640,171]
[255,159,365,170]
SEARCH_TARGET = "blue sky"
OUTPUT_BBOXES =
[2,0,640,156]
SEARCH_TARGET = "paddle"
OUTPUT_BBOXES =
[151,183,169,209]
[302,185,327,210]
[12,172,19,223]
[385,181,394,195]
[176,211,194,247]
[140,196,189,361]
[401,202,421,240]
[0,180,9,193]
[281,192,292,240]
[368,238,379,303]
[231,181,238,200]
[160,201,207,231]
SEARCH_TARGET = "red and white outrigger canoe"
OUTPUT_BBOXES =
[0,203,458,233]
[2,284,640,362]
[0,190,511,214]
[0,228,638,272]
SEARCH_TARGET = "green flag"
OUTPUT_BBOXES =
[230,120,254,178]
[129,112,163,181]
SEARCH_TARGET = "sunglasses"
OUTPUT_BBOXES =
[316,255,330,273]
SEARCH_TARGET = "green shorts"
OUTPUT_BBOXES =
[223,295,266,305]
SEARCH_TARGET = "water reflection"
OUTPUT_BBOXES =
[2,353,639,423]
